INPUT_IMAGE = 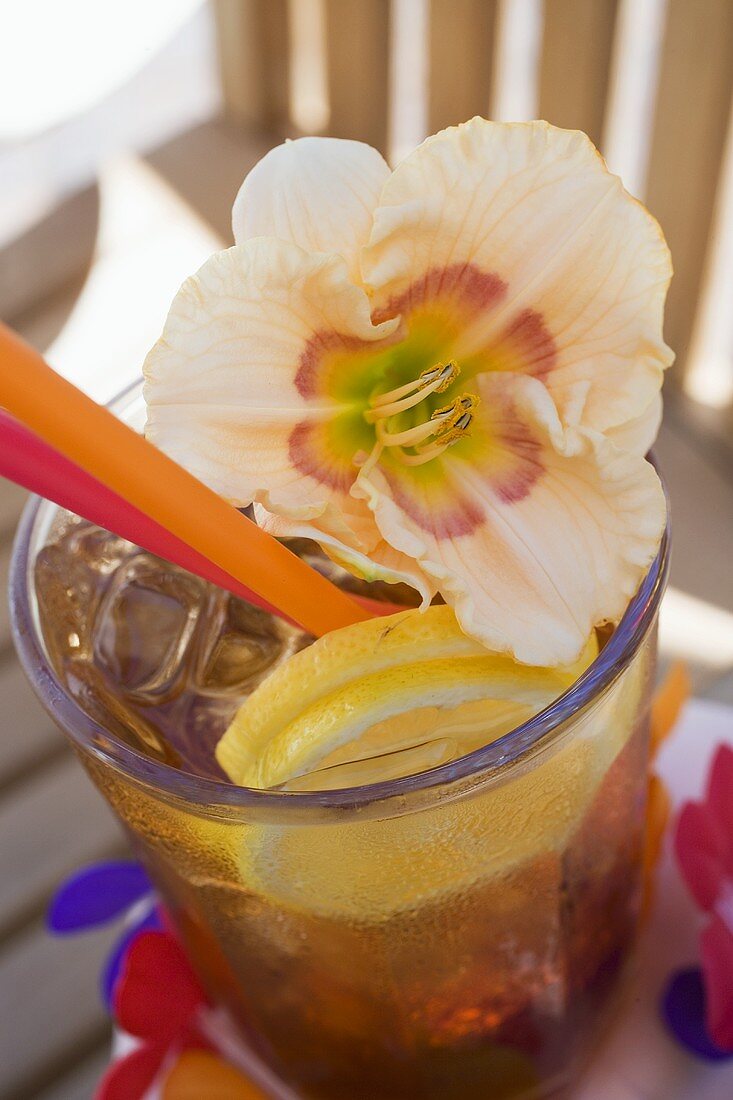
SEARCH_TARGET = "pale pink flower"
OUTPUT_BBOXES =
[144,120,671,664]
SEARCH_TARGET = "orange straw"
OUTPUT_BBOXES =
[0,323,371,637]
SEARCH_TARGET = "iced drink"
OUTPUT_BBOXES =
[14,486,664,1100]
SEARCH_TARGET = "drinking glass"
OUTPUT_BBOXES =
[10,382,669,1100]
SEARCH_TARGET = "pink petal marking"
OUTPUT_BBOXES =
[295,331,374,399]
[701,914,733,1051]
[372,265,556,382]
[372,263,507,325]
[706,745,733,863]
[288,420,356,491]
[487,392,545,505]
[491,454,543,503]
[497,308,557,380]
[675,802,728,912]
[381,467,484,539]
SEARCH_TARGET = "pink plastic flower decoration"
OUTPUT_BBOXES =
[675,744,733,1050]
[96,930,211,1099]
[96,928,270,1099]
[144,120,672,664]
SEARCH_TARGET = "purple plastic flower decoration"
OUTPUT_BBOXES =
[47,860,161,1010]
[662,968,733,1062]
[669,745,733,1055]
[48,861,151,932]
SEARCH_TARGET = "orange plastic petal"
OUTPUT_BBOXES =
[650,662,691,757]
[161,1050,269,1100]
[642,773,671,917]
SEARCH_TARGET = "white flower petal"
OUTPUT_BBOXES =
[363,118,672,441]
[232,137,390,284]
[144,239,396,513]
[607,391,663,456]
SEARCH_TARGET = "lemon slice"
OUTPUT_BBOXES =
[216,606,597,790]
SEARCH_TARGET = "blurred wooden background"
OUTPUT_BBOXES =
[211,0,733,412]
[1,2,733,1097]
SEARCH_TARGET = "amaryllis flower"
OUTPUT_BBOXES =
[675,745,733,1051]
[144,119,672,664]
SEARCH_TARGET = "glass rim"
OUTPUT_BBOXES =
[9,382,670,816]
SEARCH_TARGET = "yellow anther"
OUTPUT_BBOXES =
[421,361,460,394]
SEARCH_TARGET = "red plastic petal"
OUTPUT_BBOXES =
[177,1016,216,1054]
[114,931,206,1041]
[675,802,727,911]
[95,1042,166,1100]
[701,915,733,1051]
[707,746,733,872]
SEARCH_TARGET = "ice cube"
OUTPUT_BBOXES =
[155,691,234,780]
[66,659,182,767]
[71,524,132,576]
[35,521,321,779]
[92,554,205,703]
[193,590,307,696]
[34,519,131,667]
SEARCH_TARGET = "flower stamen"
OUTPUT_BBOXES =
[385,394,479,467]
[363,359,476,468]
[375,405,454,448]
[365,362,459,423]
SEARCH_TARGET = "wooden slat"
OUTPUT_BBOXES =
[655,415,733,617]
[0,541,14,656]
[427,0,497,133]
[0,919,115,1098]
[213,0,290,132]
[0,754,125,938]
[0,186,98,330]
[324,0,392,153]
[645,0,733,368]
[667,391,733,482]
[145,119,272,245]
[538,0,620,148]
[0,486,29,657]
[0,662,62,790]
[35,1046,111,1100]
[0,482,28,538]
